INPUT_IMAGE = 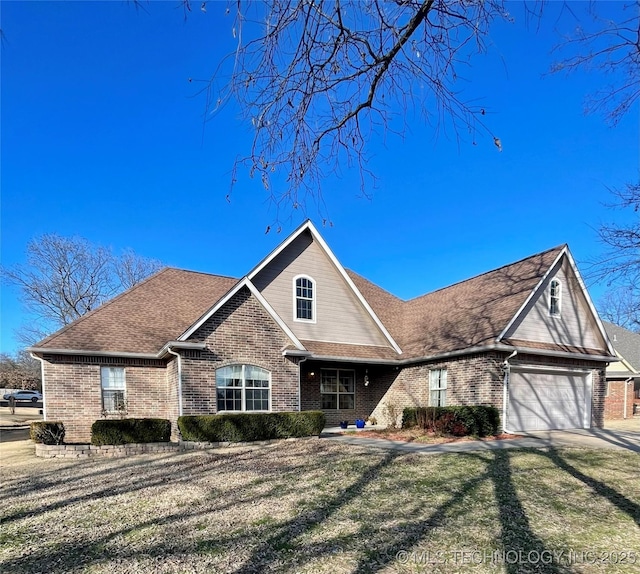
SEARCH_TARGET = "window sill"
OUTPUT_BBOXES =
[217,410,272,414]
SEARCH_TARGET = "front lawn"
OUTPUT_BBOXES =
[1,439,639,573]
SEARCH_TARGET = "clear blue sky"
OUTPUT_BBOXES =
[1,1,638,354]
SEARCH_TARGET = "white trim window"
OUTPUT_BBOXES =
[429,368,447,407]
[320,369,355,410]
[101,367,126,412]
[549,279,562,316]
[294,275,315,322]
[216,365,270,412]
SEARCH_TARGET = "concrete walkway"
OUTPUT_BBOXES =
[322,418,640,455]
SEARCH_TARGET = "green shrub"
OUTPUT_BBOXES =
[30,421,66,445]
[91,418,171,446]
[401,406,500,436]
[178,411,325,443]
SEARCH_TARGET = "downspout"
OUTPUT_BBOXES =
[30,353,47,420]
[502,350,518,433]
[624,376,633,419]
[166,347,183,417]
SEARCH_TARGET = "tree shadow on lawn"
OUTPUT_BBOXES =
[341,450,567,574]
[0,443,368,573]
[541,447,640,527]
[488,450,567,574]
[0,479,305,573]
[3,445,637,574]
[1,440,299,499]
[220,449,564,574]
[0,443,319,526]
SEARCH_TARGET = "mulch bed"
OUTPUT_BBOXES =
[341,428,522,444]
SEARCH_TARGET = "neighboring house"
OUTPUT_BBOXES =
[29,221,616,442]
[602,321,640,419]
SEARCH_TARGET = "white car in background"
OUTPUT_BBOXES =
[3,390,43,403]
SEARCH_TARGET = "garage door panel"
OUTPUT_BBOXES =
[508,370,589,432]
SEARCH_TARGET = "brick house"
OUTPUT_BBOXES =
[602,321,640,420]
[29,221,616,442]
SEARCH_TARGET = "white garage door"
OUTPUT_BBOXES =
[507,369,591,432]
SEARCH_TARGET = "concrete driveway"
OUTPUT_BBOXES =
[520,426,640,453]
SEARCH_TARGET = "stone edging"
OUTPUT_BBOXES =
[35,437,312,459]
[35,442,180,458]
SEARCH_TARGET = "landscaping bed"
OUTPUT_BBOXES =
[340,428,522,444]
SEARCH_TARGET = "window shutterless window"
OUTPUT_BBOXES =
[101,367,126,412]
[216,365,270,412]
[549,279,561,316]
[429,369,447,407]
[320,369,355,410]
[294,276,315,321]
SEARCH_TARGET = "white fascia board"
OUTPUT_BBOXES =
[497,246,616,357]
[178,277,306,351]
[27,347,160,359]
[506,344,615,363]
[246,220,402,354]
[158,341,208,358]
[305,222,403,355]
[247,219,313,279]
[497,247,567,343]
[246,280,306,350]
[562,248,617,357]
[609,353,637,374]
[178,279,247,341]
[310,229,402,354]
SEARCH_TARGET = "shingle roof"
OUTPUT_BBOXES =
[351,246,565,358]
[34,268,238,355]
[345,270,405,341]
[300,340,401,361]
[34,244,578,362]
[603,321,640,371]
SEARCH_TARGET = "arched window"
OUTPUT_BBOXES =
[216,365,270,412]
[294,275,315,321]
[549,279,561,316]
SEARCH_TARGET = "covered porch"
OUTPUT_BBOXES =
[299,360,400,427]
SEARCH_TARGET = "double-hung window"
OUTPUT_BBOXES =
[549,279,561,316]
[216,365,270,412]
[101,367,126,412]
[294,276,315,321]
[320,369,355,410]
[429,369,447,407]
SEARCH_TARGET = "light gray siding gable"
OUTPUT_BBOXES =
[252,231,390,347]
[503,256,608,352]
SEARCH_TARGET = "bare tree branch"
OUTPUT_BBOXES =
[598,283,640,331]
[588,183,640,326]
[199,0,511,225]
[1,234,164,341]
[115,249,164,290]
[551,1,640,125]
